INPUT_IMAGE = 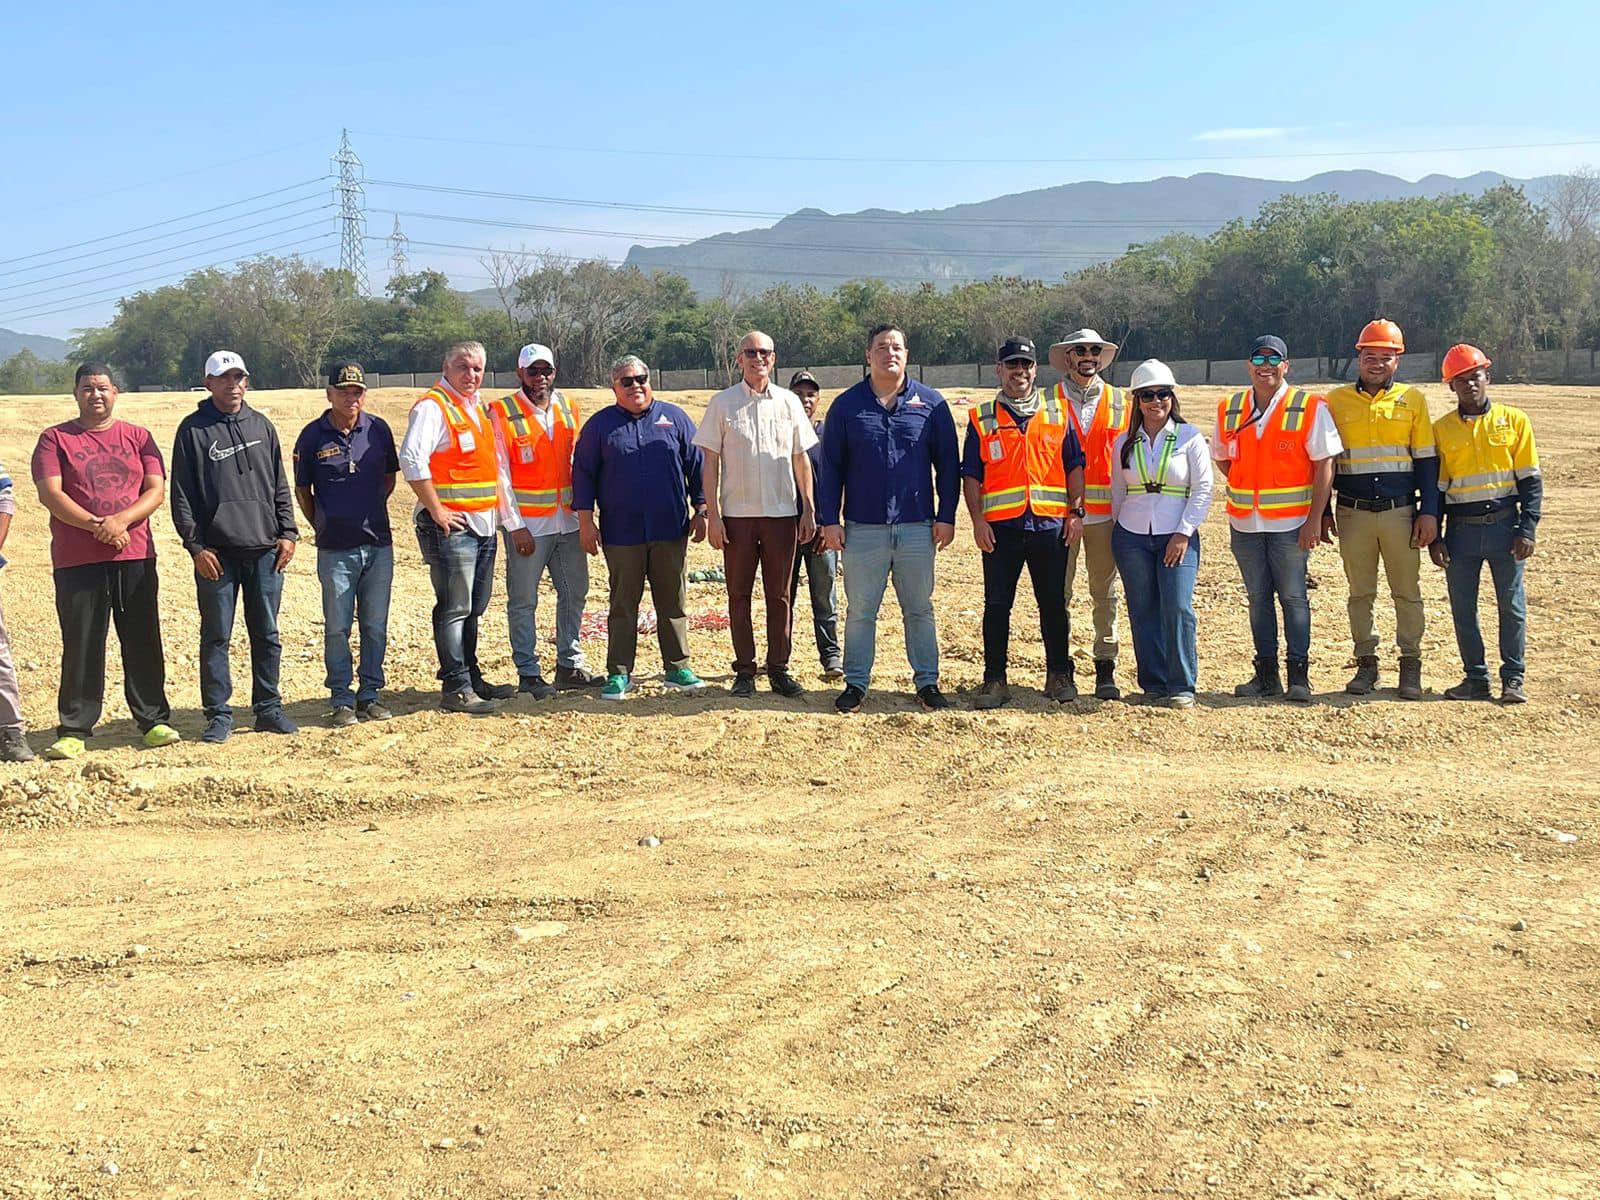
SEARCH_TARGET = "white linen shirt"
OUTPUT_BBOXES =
[693,381,819,518]
[1110,420,1214,537]
[1210,382,1342,533]
[399,378,524,537]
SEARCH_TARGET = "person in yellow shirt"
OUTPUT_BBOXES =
[1428,345,1540,704]
[1322,319,1438,700]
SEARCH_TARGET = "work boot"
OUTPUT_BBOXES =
[1345,655,1380,695]
[1093,659,1121,700]
[972,679,1011,710]
[554,664,604,690]
[1285,659,1313,704]
[1233,657,1283,699]
[1044,666,1077,703]
[1443,678,1492,701]
[0,728,35,762]
[1397,657,1423,701]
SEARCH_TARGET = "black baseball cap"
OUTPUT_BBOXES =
[998,336,1037,363]
[789,370,821,390]
[1248,336,1288,359]
[327,362,367,389]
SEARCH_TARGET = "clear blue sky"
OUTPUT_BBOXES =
[5,0,1597,339]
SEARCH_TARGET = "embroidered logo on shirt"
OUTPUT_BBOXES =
[654,416,674,427]
[208,438,263,462]
[316,445,344,460]
[906,398,925,407]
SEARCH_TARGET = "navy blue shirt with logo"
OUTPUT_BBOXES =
[292,411,400,550]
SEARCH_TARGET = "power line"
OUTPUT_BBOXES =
[0,177,330,270]
[0,203,335,297]
[354,129,1600,166]
[0,232,339,325]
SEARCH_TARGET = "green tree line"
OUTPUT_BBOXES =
[5,177,1595,393]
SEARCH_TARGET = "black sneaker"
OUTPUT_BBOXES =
[518,675,558,700]
[442,689,499,714]
[255,709,299,735]
[916,684,950,711]
[472,679,517,702]
[356,699,394,721]
[730,674,757,698]
[768,668,805,698]
[329,706,358,729]
[834,684,865,714]
[1443,678,1492,701]
[200,716,233,744]
[1501,677,1528,705]
[554,664,605,689]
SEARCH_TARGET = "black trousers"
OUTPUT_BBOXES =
[981,523,1071,681]
[54,559,171,738]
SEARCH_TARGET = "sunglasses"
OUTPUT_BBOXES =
[1250,354,1284,366]
[1001,357,1035,368]
[741,348,775,359]
[1134,388,1175,402]
[617,373,649,387]
[1069,345,1102,356]
[524,364,555,376]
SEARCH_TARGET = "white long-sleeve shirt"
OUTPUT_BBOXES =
[1111,420,1214,537]
[399,379,523,537]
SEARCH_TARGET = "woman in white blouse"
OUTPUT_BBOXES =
[1109,360,1215,707]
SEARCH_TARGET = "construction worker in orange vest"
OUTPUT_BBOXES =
[1321,319,1439,700]
[1045,328,1132,700]
[399,340,527,714]
[488,343,603,699]
[962,336,1086,708]
[1212,336,1342,703]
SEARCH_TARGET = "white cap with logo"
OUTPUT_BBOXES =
[517,343,555,370]
[204,350,249,378]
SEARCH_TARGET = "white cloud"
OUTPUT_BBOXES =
[1193,127,1303,142]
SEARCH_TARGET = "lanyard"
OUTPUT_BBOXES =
[1135,430,1180,495]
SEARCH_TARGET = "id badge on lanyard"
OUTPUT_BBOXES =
[987,440,1004,463]
[520,444,534,465]
[458,431,476,453]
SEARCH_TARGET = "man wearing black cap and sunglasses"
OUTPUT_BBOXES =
[1212,336,1341,703]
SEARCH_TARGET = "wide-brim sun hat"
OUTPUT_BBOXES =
[1047,328,1119,373]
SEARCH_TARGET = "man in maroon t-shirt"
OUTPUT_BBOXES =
[31,363,179,757]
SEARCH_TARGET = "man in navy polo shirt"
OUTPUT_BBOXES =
[817,322,961,713]
[572,354,709,701]
[293,363,400,726]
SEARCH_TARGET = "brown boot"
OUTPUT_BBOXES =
[1397,657,1423,701]
[973,679,1011,710]
[1043,668,1078,703]
[1345,655,1380,695]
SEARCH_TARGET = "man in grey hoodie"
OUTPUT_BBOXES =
[170,351,299,742]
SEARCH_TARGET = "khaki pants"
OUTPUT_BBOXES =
[1066,518,1120,661]
[1336,503,1424,657]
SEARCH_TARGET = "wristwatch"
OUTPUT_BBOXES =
[1068,505,1086,518]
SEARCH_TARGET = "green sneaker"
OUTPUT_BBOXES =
[663,667,707,694]
[600,673,631,701]
[142,723,181,748]
[45,736,86,760]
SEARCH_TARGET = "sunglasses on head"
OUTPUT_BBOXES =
[617,373,649,387]
[1069,345,1102,356]
[1250,353,1284,366]
[1134,388,1175,402]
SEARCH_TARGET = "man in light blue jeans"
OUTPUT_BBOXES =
[842,520,938,692]
[316,544,393,712]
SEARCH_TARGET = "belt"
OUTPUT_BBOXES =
[1336,495,1410,513]
[1454,509,1514,526]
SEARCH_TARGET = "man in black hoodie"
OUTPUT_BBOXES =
[171,351,300,742]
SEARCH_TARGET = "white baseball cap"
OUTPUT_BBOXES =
[204,350,249,378]
[517,343,555,370]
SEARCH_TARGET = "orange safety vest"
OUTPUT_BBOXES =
[1216,387,1320,522]
[489,390,578,517]
[969,392,1071,521]
[415,384,499,512]
[1054,381,1131,517]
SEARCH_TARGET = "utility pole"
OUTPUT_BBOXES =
[387,214,410,281]
[333,129,369,294]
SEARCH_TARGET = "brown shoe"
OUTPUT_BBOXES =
[972,679,1010,710]
[1043,670,1078,703]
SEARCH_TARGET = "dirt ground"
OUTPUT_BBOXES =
[0,379,1595,1199]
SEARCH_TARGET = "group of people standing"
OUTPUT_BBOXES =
[0,317,1542,762]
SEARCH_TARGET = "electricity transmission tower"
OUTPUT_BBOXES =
[387,215,410,281]
[333,129,369,294]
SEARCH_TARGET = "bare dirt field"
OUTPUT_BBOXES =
[0,380,1595,1199]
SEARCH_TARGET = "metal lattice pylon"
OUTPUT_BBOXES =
[333,129,369,294]
[387,215,410,280]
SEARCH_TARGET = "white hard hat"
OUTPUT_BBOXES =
[1128,359,1177,391]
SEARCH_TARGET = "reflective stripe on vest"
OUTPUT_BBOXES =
[1058,381,1129,516]
[1133,429,1190,498]
[420,386,498,512]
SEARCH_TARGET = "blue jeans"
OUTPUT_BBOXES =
[1229,528,1311,663]
[1444,513,1526,683]
[790,544,842,670]
[196,549,285,722]
[1113,525,1199,697]
[415,513,497,693]
[317,544,393,708]
[503,529,589,678]
[841,520,938,690]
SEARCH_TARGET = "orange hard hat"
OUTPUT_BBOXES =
[1355,319,1405,352]
[1441,343,1492,382]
